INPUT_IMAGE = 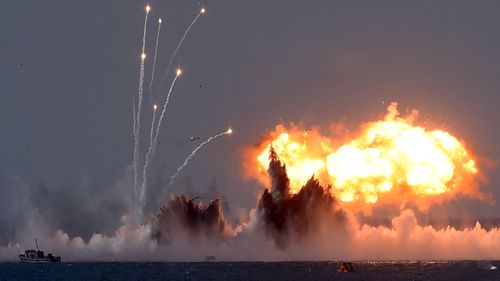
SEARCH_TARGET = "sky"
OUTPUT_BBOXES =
[0,0,499,243]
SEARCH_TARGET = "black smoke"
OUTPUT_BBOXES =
[257,147,346,248]
[152,195,229,245]
[151,147,345,249]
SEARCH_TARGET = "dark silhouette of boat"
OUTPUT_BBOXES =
[338,261,354,272]
[205,255,216,261]
[19,239,61,263]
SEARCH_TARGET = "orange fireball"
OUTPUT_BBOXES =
[246,102,485,211]
[249,124,334,194]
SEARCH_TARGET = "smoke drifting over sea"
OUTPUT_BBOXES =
[0,4,498,261]
[138,144,500,260]
[1,147,500,261]
[1,94,499,261]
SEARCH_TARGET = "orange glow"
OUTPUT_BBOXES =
[246,102,484,211]
[256,131,327,193]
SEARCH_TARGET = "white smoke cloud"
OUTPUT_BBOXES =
[1,161,499,261]
[3,208,499,261]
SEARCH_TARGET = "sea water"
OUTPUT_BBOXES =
[0,261,498,281]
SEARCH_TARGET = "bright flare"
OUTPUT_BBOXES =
[153,104,157,111]
[200,8,206,14]
[141,53,146,60]
[163,128,233,193]
[146,5,151,13]
[227,128,233,134]
[249,102,482,209]
[176,68,182,76]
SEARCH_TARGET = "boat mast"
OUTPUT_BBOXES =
[35,239,39,251]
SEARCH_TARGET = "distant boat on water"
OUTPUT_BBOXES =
[205,255,216,262]
[19,239,61,263]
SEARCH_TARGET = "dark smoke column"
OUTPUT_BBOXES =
[258,147,345,249]
[152,195,229,245]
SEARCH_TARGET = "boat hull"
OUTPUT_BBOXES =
[19,256,61,263]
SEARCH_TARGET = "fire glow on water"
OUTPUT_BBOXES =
[248,102,484,210]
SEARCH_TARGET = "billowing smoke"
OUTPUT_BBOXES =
[257,147,346,249]
[152,195,232,245]
[2,149,500,261]
[150,147,346,250]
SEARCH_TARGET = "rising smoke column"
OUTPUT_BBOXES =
[257,147,346,249]
[133,5,151,211]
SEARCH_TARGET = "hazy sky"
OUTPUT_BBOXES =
[0,1,499,240]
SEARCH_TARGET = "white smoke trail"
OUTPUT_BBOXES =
[137,70,181,212]
[150,70,181,164]
[162,128,232,195]
[158,8,205,98]
[148,18,163,105]
[138,105,158,212]
[133,6,150,208]
[132,97,137,200]
[132,96,137,139]
[132,97,137,198]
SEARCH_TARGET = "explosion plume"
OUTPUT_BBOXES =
[247,102,487,212]
[257,147,346,249]
[152,195,229,245]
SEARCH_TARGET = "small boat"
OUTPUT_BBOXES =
[19,239,61,263]
[338,261,354,272]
